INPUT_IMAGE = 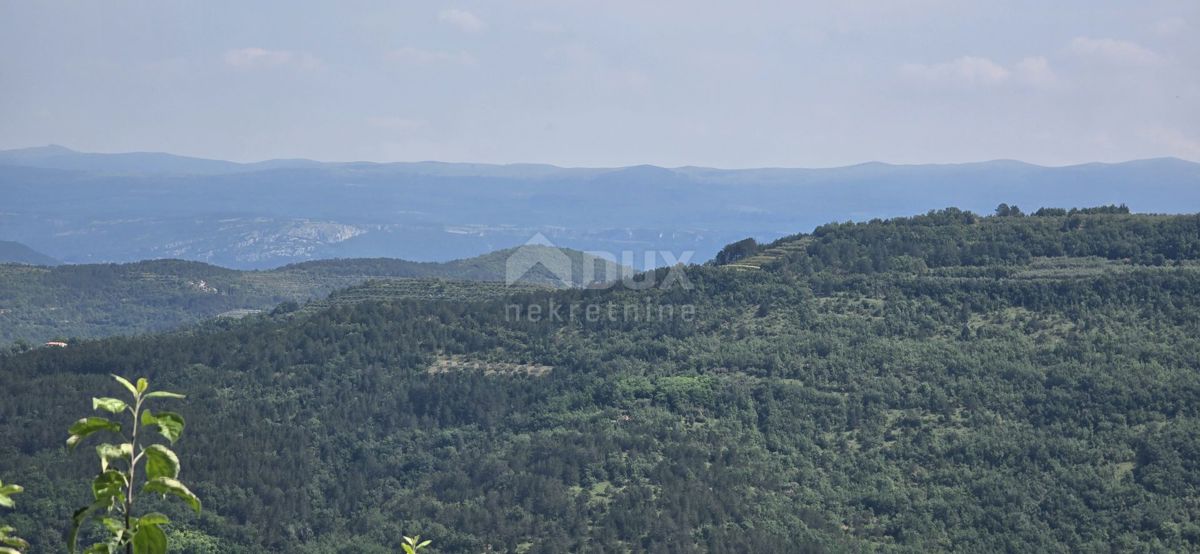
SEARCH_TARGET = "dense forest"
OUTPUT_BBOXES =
[2,208,1200,552]
[0,245,613,344]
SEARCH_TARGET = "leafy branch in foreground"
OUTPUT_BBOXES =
[0,479,28,554]
[401,535,431,554]
[66,375,199,554]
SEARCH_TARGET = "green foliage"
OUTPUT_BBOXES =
[0,251,590,344]
[765,208,1200,273]
[142,446,179,481]
[66,376,195,554]
[401,535,431,554]
[0,526,28,554]
[96,444,132,473]
[140,412,184,445]
[994,202,1023,217]
[165,528,226,553]
[67,418,122,450]
[0,481,21,510]
[1,209,1199,552]
[0,479,26,554]
[142,479,200,514]
[131,519,166,554]
[92,398,129,415]
[713,237,759,265]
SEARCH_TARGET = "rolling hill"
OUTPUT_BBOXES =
[0,245,621,344]
[0,240,58,266]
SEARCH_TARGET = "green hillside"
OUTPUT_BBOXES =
[2,209,1200,552]
[0,246,618,344]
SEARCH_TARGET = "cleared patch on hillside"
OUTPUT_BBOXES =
[427,354,553,377]
[813,293,886,319]
[966,306,1076,341]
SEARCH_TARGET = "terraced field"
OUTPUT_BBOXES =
[722,237,811,270]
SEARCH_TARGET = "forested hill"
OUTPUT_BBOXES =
[0,240,58,266]
[3,208,1200,552]
[714,205,1200,271]
[0,245,617,344]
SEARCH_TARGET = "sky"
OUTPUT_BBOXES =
[0,1,1197,167]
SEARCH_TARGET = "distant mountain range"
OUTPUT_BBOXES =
[2,145,1198,268]
[0,144,325,175]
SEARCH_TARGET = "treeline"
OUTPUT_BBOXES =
[769,207,1200,273]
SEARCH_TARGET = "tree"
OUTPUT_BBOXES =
[995,203,1023,217]
[714,238,758,265]
[66,375,200,554]
[0,479,27,554]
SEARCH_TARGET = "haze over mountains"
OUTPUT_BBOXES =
[2,145,1198,269]
[0,240,58,266]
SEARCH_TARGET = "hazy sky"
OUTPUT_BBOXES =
[1,1,1196,167]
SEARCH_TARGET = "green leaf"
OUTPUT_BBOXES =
[92,397,128,414]
[69,500,109,554]
[143,477,201,513]
[132,523,166,554]
[144,444,180,481]
[1,535,29,550]
[67,417,122,450]
[0,524,26,552]
[1,546,24,554]
[0,483,21,508]
[92,470,126,503]
[138,513,169,526]
[82,544,113,554]
[112,375,138,398]
[141,411,184,444]
[402,535,432,553]
[136,378,149,394]
[144,391,185,400]
[99,516,124,535]
[95,443,132,472]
